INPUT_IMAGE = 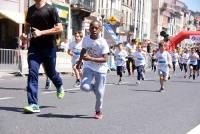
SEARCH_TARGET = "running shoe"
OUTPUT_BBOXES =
[24,104,40,113]
[45,81,51,89]
[95,111,103,119]
[158,87,165,92]
[189,75,192,79]
[74,81,80,88]
[57,85,65,99]
[193,74,195,80]
[136,81,140,86]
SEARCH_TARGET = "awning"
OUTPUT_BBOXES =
[104,24,120,45]
[0,10,25,24]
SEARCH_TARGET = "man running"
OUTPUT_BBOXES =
[20,0,65,113]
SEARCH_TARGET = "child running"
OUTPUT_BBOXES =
[114,43,128,84]
[76,20,109,120]
[133,45,146,85]
[151,50,157,72]
[68,31,83,87]
[188,47,199,80]
[171,49,179,74]
[156,42,172,92]
[181,49,189,78]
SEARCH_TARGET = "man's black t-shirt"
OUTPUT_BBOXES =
[26,3,61,49]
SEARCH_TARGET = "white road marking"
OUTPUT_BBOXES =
[42,88,80,94]
[186,124,200,134]
[0,97,14,100]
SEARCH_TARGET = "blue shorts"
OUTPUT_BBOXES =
[158,69,168,79]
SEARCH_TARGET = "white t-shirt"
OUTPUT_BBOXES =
[181,53,189,64]
[133,51,146,67]
[126,43,136,57]
[156,51,171,72]
[68,41,82,65]
[189,53,199,65]
[171,52,178,62]
[82,35,109,73]
[114,50,128,66]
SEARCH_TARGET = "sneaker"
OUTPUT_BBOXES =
[24,104,40,113]
[74,81,80,87]
[136,81,140,86]
[45,81,51,89]
[158,87,164,92]
[189,75,192,79]
[184,75,187,78]
[57,86,65,99]
[193,74,195,80]
[95,111,103,119]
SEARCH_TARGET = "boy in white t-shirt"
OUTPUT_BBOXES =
[188,47,199,80]
[76,21,109,120]
[68,31,83,87]
[133,45,146,85]
[156,42,172,92]
[181,49,189,78]
[171,49,179,73]
[114,43,128,84]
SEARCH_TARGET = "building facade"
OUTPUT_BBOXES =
[0,0,25,49]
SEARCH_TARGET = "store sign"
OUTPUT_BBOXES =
[52,3,69,23]
[190,35,200,43]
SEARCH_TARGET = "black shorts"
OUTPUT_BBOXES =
[117,66,124,75]
[189,64,197,70]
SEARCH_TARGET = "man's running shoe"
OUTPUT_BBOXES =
[95,111,103,119]
[57,85,65,99]
[24,104,40,113]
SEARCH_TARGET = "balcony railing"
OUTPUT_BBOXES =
[70,0,95,12]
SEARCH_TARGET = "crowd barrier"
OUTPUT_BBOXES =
[0,49,152,75]
[0,49,20,72]
[0,49,72,74]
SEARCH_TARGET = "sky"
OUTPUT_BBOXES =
[181,0,200,12]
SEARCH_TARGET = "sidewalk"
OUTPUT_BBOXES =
[0,72,16,79]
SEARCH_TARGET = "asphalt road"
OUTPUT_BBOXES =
[0,70,200,134]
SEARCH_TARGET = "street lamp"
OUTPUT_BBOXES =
[101,14,105,37]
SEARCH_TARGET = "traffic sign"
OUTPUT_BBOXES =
[109,16,117,25]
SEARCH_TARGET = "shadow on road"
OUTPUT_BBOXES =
[0,87,25,90]
[171,80,199,83]
[128,89,159,93]
[0,106,56,113]
[37,113,95,119]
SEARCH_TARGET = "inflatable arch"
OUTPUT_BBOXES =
[169,31,200,50]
